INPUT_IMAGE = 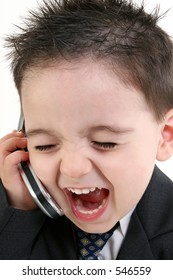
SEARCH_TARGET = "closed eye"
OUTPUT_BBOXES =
[35,144,56,151]
[92,141,117,150]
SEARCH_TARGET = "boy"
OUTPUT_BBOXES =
[0,0,173,260]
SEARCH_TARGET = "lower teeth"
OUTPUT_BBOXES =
[75,198,106,214]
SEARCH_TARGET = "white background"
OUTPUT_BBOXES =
[0,0,173,179]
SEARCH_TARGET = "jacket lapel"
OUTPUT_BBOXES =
[117,210,154,259]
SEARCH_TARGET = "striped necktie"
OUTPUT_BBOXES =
[75,222,119,260]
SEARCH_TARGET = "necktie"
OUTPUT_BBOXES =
[74,222,119,260]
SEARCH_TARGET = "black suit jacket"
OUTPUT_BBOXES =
[0,166,173,259]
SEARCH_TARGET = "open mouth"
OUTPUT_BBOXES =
[66,187,109,220]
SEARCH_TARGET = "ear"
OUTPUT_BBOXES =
[156,109,173,161]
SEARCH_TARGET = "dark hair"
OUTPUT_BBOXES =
[6,0,173,121]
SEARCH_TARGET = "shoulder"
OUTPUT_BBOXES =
[137,165,173,234]
[136,166,173,258]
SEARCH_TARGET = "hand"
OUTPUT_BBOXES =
[0,130,37,210]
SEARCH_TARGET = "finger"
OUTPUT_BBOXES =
[4,150,29,169]
[0,137,27,155]
[0,131,25,145]
[1,151,37,210]
[1,150,29,182]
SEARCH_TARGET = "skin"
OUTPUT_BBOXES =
[0,59,172,234]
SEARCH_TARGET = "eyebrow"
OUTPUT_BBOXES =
[26,129,58,138]
[26,125,134,138]
[89,125,134,134]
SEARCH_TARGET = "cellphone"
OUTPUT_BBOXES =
[17,113,63,219]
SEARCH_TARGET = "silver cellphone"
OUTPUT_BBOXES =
[18,113,63,219]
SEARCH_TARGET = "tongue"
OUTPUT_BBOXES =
[76,188,109,203]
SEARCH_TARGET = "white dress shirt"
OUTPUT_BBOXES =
[97,209,134,260]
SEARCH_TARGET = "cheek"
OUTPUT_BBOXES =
[96,148,155,202]
[29,153,59,185]
[28,153,70,214]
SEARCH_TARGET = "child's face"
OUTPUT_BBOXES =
[21,60,162,233]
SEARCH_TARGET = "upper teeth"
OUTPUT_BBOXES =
[68,187,99,194]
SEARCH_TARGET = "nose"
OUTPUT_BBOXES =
[60,150,92,179]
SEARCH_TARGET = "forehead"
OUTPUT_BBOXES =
[22,58,145,100]
[21,59,150,126]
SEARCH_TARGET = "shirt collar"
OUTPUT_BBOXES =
[119,208,135,236]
